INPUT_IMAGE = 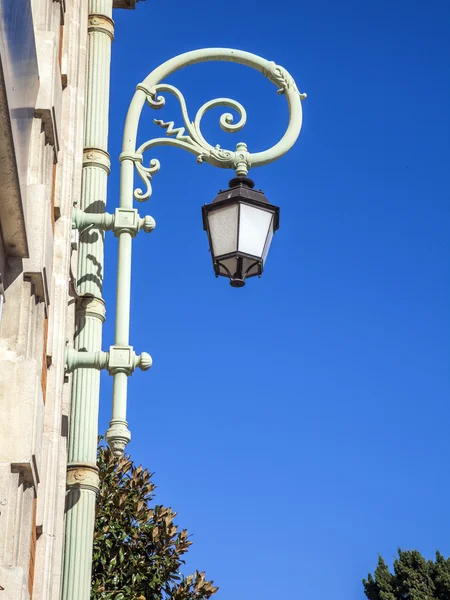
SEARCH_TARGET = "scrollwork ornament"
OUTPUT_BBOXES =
[125,50,305,201]
[136,83,165,110]
[127,83,254,195]
[197,145,233,167]
[134,157,161,202]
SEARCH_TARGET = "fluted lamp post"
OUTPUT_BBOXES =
[64,47,305,599]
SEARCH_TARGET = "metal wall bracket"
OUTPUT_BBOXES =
[65,345,152,375]
[72,206,155,237]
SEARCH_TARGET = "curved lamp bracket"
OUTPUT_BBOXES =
[119,48,306,204]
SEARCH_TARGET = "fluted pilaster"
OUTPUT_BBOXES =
[62,0,114,598]
[61,477,98,599]
[68,298,105,463]
[77,158,109,296]
[85,12,113,151]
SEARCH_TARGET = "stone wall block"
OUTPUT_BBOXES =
[0,466,35,578]
[0,359,44,488]
[34,30,62,157]
[0,566,30,599]
[23,183,54,307]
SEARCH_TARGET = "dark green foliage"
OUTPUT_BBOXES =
[363,550,450,600]
[91,445,218,600]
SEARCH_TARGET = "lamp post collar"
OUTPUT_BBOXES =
[228,176,255,190]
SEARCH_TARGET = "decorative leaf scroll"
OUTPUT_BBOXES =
[263,61,307,98]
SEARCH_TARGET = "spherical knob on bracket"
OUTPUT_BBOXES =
[137,352,153,371]
[140,215,156,233]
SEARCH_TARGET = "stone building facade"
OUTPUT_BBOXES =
[0,1,142,598]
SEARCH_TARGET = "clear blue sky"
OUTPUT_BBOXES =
[99,1,450,599]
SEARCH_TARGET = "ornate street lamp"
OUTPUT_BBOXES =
[202,176,279,287]
[108,47,305,451]
[68,47,306,453]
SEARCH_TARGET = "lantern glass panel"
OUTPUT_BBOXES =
[262,218,274,263]
[207,204,239,257]
[241,257,259,277]
[218,257,238,277]
[238,203,274,258]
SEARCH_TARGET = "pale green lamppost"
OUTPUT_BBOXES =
[65,48,305,599]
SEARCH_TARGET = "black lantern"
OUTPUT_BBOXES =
[202,177,280,287]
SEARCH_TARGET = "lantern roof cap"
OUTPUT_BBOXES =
[212,177,271,206]
[229,176,255,189]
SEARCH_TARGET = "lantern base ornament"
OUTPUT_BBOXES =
[230,276,246,288]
